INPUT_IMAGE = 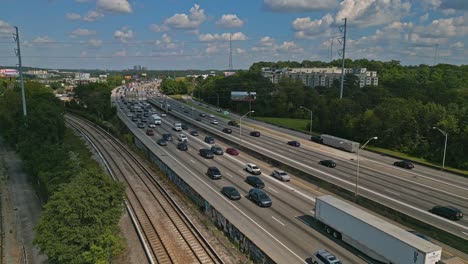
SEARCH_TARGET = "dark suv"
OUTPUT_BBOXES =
[310,135,323,143]
[429,206,463,221]
[393,160,414,169]
[228,120,239,127]
[248,188,272,207]
[319,160,336,168]
[250,131,261,137]
[245,176,265,189]
[199,148,214,159]
[207,166,222,179]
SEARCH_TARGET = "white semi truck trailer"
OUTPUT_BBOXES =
[314,195,442,264]
[320,134,360,153]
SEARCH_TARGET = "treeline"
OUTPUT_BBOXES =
[193,60,468,169]
[0,80,125,263]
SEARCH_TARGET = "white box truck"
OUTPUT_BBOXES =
[314,195,442,264]
[151,114,162,125]
[172,122,182,131]
[320,134,360,153]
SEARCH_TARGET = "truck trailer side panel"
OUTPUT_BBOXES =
[315,195,441,264]
[320,134,360,153]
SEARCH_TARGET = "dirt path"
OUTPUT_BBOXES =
[0,137,47,264]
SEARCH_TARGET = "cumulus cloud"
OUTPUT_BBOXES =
[87,39,103,48]
[252,37,303,54]
[336,0,411,27]
[277,41,303,52]
[149,24,168,33]
[199,32,247,42]
[32,36,54,44]
[84,10,104,22]
[114,27,134,42]
[0,20,14,37]
[66,13,81,20]
[156,34,177,49]
[114,49,127,57]
[236,48,246,54]
[263,0,339,12]
[69,28,97,38]
[415,16,466,38]
[97,0,132,14]
[420,13,429,23]
[216,14,244,28]
[450,41,464,48]
[164,4,206,30]
[292,14,334,39]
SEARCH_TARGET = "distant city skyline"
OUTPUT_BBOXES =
[0,0,466,70]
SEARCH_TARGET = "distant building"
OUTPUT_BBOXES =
[133,65,142,71]
[25,70,50,79]
[142,66,148,71]
[261,67,378,88]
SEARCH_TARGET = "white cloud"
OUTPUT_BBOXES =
[420,13,429,23]
[263,0,339,12]
[441,8,456,15]
[0,20,14,34]
[114,49,126,56]
[292,14,334,39]
[277,41,303,52]
[87,39,103,47]
[66,13,81,20]
[80,51,87,57]
[69,28,97,38]
[84,10,104,22]
[205,43,220,54]
[164,4,206,30]
[236,48,246,54]
[450,41,464,48]
[415,16,465,38]
[33,36,54,43]
[216,14,245,28]
[114,27,134,42]
[199,32,247,42]
[149,24,168,32]
[97,0,132,14]
[156,34,177,49]
[336,0,411,27]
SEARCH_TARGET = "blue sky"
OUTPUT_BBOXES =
[0,0,466,70]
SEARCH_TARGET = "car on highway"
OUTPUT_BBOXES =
[393,160,414,169]
[222,128,232,134]
[146,129,154,136]
[148,123,156,128]
[210,119,219,125]
[221,186,241,200]
[272,170,290,181]
[245,176,265,188]
[162,133,173,141]
[228,120,239,127]
[178,134,188,142]
[319,160,337,168]
[184,110,189,113]
[132,116,138,122]
[177,142,188,151]
[209,114,215,118]
[199,148,214,159]
[245,163,261,175]
[429,206,463,221]
[157,139,167,146]
[248,188,272,207]
[190,130,199,136]
[199,113,206,117]
[195,117,202,121]
[160,113,167,117]
[211,145,224,155]
[142,118,148,123]
[127,113,133,117]
[310,135,323,143]
[137,122,145,128]
[250,131,261,137]
[204,136,215,144]
[226,148,239,156]
[287,140,301,147]
[181,124,189,130]
[207,166,222,179]
[311,249,342,264]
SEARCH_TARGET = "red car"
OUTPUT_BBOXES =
[146,129,154,136]
[226,147,239,156]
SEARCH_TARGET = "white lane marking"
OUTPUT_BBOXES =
[268,187,279,193]
[272,216,285,226]
[238,169,245,174]
[125,118,306,263]
[190,159,195,163]
[226,172,233,178]
[385,189,401,196]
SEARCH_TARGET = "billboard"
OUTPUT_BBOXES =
[231,91,256,102]
[0,69,19,77]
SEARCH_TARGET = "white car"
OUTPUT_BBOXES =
[245,163,261,175]
[160,113,167,117]
[311,250,342,264]
[210,119,219,125]
[209,114,215,118]
[127,113,133,117]
[148,123,156,128]
[178,134,188,142]
[272,170,290,181]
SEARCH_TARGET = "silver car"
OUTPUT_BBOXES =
[272,170,290,181]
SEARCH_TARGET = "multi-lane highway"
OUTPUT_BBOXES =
[113,84,468,263]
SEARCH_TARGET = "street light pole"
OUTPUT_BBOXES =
[239,110,254,147]
[300,106,313,136]
[355,136,378,202]
[433,126,448,169]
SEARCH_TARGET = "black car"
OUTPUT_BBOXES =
[204,136,215,144]
[195,117,202,122]
[287,140,301,147]
[199,148,214,159]
[248,188,272,207]
[245,176,265,189]
[184,110,189,113]
[221,186,241,200]
[162,133,173,141]
[157,139,167,146]
[211,145,224,155]
[228,120,239,127]
[137,122,145,128]
[222,128,232,134]
[310,135,323,143]
[250,131,261,137]
[143,112,149,117]
[181,124,189,130]
[207,166,222,179]
[319,160,336,168]
[199,113,206,117]
[141,118,148,123]
[190,130,199,136]
[132,116,138,122]
[177,142,188,151]
[429,206,463,221]
[393,160,414,169]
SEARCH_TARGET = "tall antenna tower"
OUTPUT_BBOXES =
[13,26,27,116]
[338,18,347,99]
[329,39,334,62]
[228,33,233,70]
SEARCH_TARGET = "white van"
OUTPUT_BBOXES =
[173,122,182,131]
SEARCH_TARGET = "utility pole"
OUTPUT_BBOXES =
[338,18,347,99]
[329,39,334,62]
[229,33,233,70]
[14,26,27,116]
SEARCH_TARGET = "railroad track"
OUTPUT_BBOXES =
[66,114,223,264]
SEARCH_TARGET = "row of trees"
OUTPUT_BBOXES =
[0,80,125,263]
[193,61,468,169]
